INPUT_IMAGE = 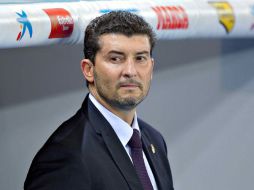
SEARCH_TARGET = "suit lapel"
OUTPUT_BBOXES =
[83,97,144,190]
[141,129,166,190]
[101,130,143,190]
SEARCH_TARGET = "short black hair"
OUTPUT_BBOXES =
[83,11,156,63]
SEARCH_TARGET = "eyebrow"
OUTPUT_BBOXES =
[136,51,150,55]
[107,50,124,55]
[107,50,150,55]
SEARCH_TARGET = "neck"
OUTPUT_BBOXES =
[113,109,136,125]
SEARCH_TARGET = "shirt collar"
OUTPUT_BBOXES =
[89,93,140,147]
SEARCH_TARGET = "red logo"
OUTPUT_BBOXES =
[152,6,189,30]
[43,8,74,39]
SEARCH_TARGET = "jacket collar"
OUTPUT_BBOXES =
[141,128,164,190]
[82,95,144,190]
[81,95,168,190]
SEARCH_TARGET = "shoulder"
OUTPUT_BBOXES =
[31,108,85,162]
[44,95,94,146]
[138,118,163,139]
[46,108,85,146]
[138,118,168,153]
[24,106,94,189]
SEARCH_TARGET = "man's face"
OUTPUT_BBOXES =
[90,33,154,111]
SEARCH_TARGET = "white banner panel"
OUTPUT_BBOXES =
[0,0,78,3]
[0,0,254,49]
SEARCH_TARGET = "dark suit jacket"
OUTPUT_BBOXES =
[24,96,174,190]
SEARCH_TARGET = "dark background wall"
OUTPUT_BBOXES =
[1,39,254,190]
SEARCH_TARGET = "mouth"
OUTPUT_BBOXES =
[117,80,143,90]
[120,84,139,88]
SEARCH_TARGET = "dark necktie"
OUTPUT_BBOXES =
[128,129,154,190]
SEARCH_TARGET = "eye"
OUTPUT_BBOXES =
[136,55,148,63]
[111,57,121,62]
[109,56,124,63]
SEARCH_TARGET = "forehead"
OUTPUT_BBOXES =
[97,33,151,54]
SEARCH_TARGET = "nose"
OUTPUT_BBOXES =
[122,58,137,78]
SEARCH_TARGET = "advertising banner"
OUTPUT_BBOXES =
[1,0,254,49]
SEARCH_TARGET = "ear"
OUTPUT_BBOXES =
[80,59,94,83]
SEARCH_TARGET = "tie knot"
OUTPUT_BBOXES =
[128,129,142,149]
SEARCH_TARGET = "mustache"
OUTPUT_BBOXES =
[117,79,143,89]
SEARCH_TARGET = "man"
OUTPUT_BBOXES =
[24,11,174,190]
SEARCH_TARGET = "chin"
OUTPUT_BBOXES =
[123,96,144,106]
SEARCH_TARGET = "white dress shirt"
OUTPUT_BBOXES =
[89,94,158,190]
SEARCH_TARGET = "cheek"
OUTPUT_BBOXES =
[142,74,153,91]
[96,72,115,90]
[102,79,114,90]
[141,70,152,83]
[99,69,120,86]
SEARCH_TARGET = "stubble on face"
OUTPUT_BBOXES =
[93,68,151,111]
